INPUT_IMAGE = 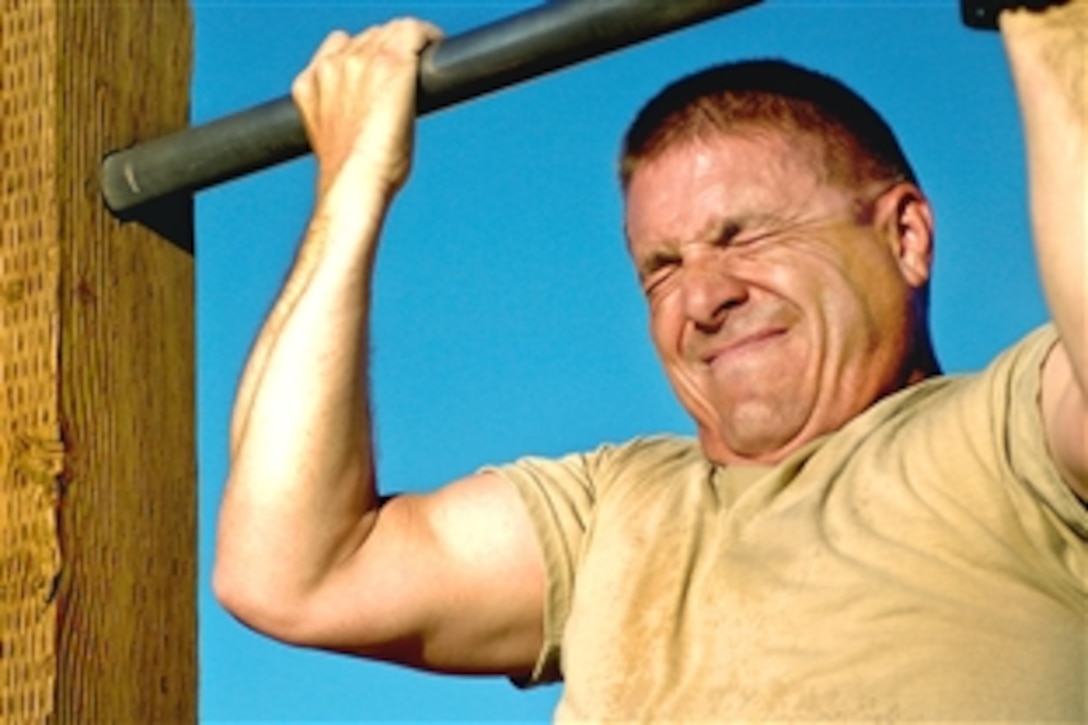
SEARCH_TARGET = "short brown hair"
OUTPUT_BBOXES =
[620,59,917,192]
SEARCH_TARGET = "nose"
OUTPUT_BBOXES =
[680,252,747,332]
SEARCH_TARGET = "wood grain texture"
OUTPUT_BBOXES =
[3,1,194,719]
[53,1,196,721]
[1,1,63,721]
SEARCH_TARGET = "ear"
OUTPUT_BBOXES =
[875,182,935,290]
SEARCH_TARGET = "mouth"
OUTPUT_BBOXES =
[701,327,788,367]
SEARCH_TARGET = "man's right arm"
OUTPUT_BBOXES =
[1000,2,1088,503]
[213,19,546,677]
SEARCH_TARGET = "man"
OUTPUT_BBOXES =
[214,2,1086,720]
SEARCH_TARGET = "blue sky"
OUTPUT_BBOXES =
[193,1,1047,720]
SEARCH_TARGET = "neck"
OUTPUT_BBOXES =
[907,333,941,384]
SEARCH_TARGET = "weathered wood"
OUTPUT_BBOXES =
[1,1,195,722]
[1,2,63,720]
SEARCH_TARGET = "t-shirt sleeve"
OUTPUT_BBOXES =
[485,436,702,687]
[483,449,599,686]
[998,325,1088,539]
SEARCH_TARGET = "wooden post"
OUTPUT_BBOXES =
[1,1,196,722]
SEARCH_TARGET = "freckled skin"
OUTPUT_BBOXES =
[624,132,934,465]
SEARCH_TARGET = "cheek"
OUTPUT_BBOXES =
[646,293,683,356]
[791,246,915,391]
[734,251,827,330]
[765,241,892,329]
[833,248,912,337]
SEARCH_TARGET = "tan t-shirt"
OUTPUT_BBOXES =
[495,327,1087,721]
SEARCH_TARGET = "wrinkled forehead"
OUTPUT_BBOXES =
[625,121,842,189]
[623,131,834,236]
[622,130,866,253]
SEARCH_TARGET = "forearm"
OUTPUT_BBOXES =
[214,19,444,640]
[217,173,391,610]
[1002,2,1087,381]
[229,171,384,457]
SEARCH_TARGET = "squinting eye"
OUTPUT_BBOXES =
[641,262,679,297]
[722,228,774,249]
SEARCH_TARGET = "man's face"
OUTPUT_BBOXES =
[624,131,926,465]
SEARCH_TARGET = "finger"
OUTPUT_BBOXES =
[387,17,445,47]
[369,17,445,58]
[312,29,351,62]
[418,20,445,45]
[298,25,385,110]
[293,29,352,107]
[345,24,383,51]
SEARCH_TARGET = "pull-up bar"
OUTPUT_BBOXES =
[101,0,760,218]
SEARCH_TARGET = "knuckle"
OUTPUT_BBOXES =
[384,16,433,47]
[314,29,349,58]
[291,72,315,103]
[342,55,370,81]
[350,26,379,48]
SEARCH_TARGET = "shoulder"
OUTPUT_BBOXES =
[485,434,707,515]
[838,324,1087,539]
[857,324,1058,427]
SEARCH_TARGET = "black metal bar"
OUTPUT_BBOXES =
[101,0,760,217]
